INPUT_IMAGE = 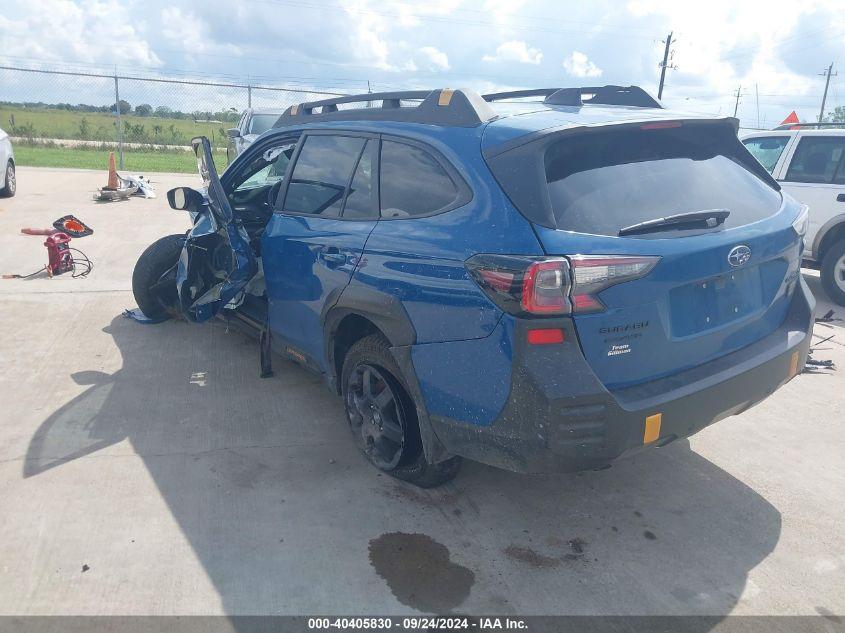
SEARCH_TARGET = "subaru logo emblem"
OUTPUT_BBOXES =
[728,245,751,267]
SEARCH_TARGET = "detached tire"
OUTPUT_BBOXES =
[341,334,462,488]
[820,239,845,306]
[0,161,15,198]
[132,234,184,320]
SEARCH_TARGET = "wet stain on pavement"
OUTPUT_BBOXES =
[369,532,474,613]
[504,545,560,568]
[644,530,657,540]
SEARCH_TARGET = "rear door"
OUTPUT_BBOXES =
[777,133,845,259]
[262,132,379,369]
[494,121,803,390]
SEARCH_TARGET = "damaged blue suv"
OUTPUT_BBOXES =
[133,86,815,487]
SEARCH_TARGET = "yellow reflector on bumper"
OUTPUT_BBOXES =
[644,413,662,444]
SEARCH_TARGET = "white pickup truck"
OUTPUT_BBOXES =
[742,125,845,305]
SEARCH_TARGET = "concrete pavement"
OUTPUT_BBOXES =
[0,167,843,618]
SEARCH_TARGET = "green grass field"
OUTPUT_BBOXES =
[1,106,231,146]
[15,144,229,174]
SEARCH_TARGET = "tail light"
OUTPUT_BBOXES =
[466,254,659,316]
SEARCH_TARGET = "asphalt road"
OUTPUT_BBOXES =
[0,167,843,619]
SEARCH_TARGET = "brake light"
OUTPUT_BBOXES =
[521,259,571,314]
[466,254,660,316]
[640,121,682,130]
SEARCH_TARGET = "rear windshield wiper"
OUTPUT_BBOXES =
[618,209,730,237]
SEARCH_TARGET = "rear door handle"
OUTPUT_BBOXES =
[837,194,845,202]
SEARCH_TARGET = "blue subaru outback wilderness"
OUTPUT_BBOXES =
[133,85,814,487]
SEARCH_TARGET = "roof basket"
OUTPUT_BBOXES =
[274,89,497,128]
[483,85,662,109]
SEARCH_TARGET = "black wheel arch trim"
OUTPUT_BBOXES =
[323,284,453,464]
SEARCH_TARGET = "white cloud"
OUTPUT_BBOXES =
[563,51,603,78]
[482,41,542,65]
[417,46,450,71]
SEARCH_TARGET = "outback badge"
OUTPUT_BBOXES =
[728,245,751,267]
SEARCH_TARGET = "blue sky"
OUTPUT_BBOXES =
[1,0,843,128]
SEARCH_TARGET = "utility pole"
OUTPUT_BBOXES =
[818,63,837,123]
[733,85,743,118]
[755,84,760,129]
[657,31,673,100]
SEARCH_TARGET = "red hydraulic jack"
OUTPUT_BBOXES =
[44,232,75,276]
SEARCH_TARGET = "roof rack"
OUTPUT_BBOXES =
[273,88,496,128]
[774,121,845,130]
[483,85,663,109]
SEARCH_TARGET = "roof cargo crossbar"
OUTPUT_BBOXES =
[274,88,497,128]
[483,85,662,109]
[774,122,845,130]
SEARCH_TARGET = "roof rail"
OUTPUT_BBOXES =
[774,121,845,130]
[482,85,662,109]
[273,88,497,128]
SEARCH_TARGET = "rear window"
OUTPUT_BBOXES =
[544,125,782,237]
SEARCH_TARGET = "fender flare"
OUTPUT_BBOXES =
[323,284,453,464]
[812,214,845,261]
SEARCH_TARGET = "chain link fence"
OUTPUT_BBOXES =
[0,65,348,170]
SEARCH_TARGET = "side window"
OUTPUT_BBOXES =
[785,137,845,184]
[742,136,789,173]
[380,140,460,218]
[283,135,366,217]
[342,140,378,220]
[231,142,296,194]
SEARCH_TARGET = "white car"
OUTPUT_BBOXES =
[742,125,845,304]
[0,127,15,198]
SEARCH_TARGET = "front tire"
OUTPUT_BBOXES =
[341,334,462,488]
[820,239,845,306]
[132,234,184,320]
[0,161,15,198]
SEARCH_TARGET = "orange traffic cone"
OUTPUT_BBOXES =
[107,152,119,190]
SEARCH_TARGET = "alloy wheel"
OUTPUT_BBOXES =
[345,363,406,470]
[835,254,845,293]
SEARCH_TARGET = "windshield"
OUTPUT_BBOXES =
[544,125,782,237]
[742,136,790,173]
[248,114,281,135]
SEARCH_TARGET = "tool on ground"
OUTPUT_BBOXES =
[52,215,94,238]
[7,216,95,279]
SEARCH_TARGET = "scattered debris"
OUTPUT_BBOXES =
[806,358,835,369]
[815,309,841,324]
[123,308,168,324]
[93,152,155,201]
[81,564,90,573]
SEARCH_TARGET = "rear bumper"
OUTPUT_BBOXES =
[427,276,815,473]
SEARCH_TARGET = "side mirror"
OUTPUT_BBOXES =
[226,128,241,139]
[167,186,204,212]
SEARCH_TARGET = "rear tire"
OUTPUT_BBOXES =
[132,234,184,320]
[341,334,462,488]
[0,161,15,198]
[820,239,845,306]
